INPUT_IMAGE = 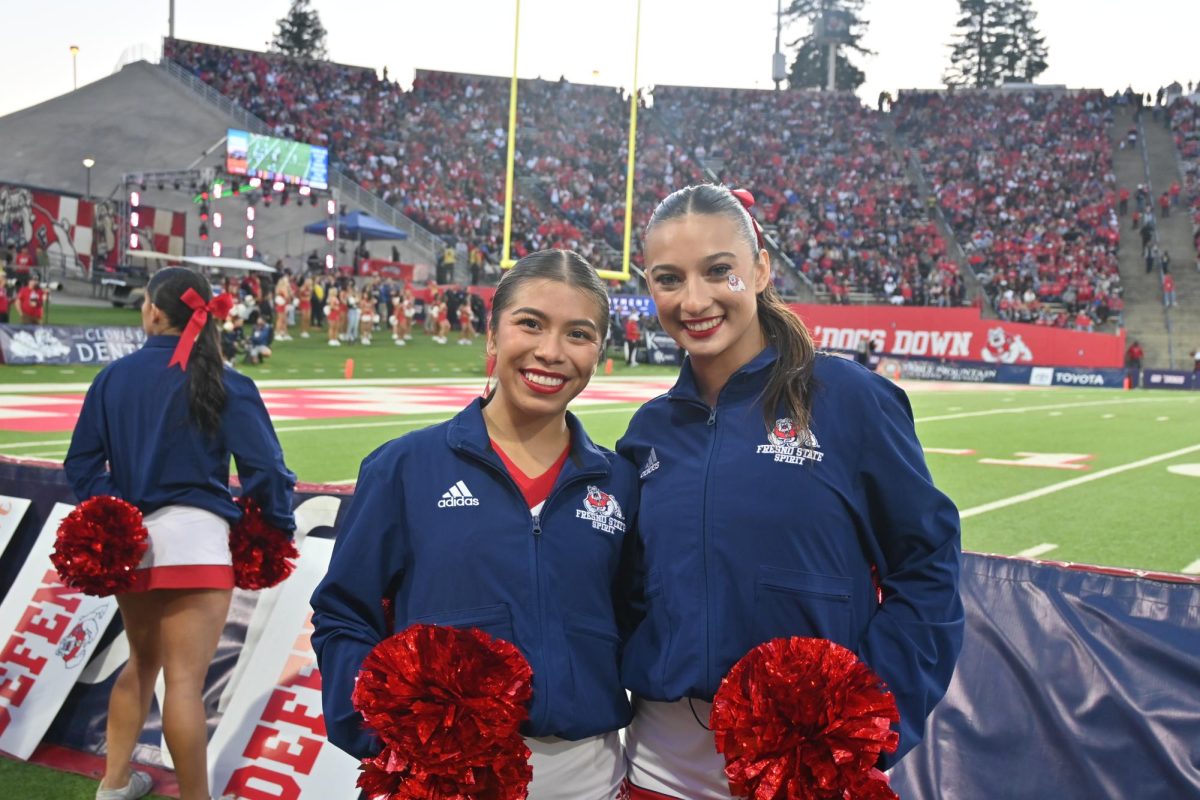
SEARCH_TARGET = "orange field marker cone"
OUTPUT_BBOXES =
[604,358,613,375]
[1122,374,1131,391]
[344,358,355,379]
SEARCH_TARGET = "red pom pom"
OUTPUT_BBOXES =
[710,637,900,800]
[229,497,298,590]
[50,496,149,597]
[352,624,534,800]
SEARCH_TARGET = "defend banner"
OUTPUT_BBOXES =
[0,325,145,366]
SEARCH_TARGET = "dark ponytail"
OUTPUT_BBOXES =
[645,183,817,432]
[146,267,228,437]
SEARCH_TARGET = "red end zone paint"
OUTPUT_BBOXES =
[0,381,675,434]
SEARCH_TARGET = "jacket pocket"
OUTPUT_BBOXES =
[409,602,515,645]
[753,566,852,647]
[563,611,624,733]
[626,568,672,690]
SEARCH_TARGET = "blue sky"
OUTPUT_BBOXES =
[5,0,1198,120]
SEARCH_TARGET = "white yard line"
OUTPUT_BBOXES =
[960,443,1200,519]
[0,438,73,449]
[272,406,634,435]
[916,396,1175,423]
[1181,559,1200,575]
[1016,543,1059,559]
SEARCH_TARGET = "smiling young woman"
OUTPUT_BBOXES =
[617,185,964,799]
[312,250,640,800]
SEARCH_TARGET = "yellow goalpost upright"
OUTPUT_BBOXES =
[499,0,641,282]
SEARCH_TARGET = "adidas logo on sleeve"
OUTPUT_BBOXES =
[437,480,480,508]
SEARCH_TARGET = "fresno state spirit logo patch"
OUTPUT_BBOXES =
[758,418,825,465]
[576,486,626,534]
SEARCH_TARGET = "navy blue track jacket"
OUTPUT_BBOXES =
[310,398,640,759]
[616,347,963,766]
[64,335,296,530]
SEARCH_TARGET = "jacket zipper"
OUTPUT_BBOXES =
[460,446,605,732]
[701,406,719,690]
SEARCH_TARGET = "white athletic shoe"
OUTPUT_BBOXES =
[360,337,371,346]
[404,334,413,340]
[300,331,310,338]
[328,339,341,347]
[95,770,153,800]
[395,339,406,346]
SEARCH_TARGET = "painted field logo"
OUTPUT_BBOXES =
[758,418,825,465]
[575,486,626,535]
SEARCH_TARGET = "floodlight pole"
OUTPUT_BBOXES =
[169,0,175,39]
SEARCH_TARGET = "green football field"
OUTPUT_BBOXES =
[2,318,1199,797]
[2,316,1198,575]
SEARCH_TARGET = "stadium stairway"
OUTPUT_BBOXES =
[1143,112,1200,368]
[1111,105,1172,367]
[885,114,989,313]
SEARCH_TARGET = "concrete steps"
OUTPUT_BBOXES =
[1142,110,1200,367]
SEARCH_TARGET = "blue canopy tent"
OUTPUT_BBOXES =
[303,210,408,241]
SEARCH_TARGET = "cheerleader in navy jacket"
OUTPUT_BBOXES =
[616,185,963,800]
[64,267,295,800]
[311,250,639,800]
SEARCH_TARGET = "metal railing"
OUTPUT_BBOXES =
[156,59,445,263]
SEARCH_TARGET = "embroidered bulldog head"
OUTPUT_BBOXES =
[584,486,622,519]
[768,418,799,446]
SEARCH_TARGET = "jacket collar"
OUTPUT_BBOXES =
[446,397,611,478]
[668,345,779,406]
[144,334,181,349]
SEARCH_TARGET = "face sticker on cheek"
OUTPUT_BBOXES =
[727,273,747,293]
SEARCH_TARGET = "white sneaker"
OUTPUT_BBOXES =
[328,339,341,347]
[361,337,372,346]
[395,339,406,346]
[96,770,153,800]
[404,334,413,340]
[300,331,310,338]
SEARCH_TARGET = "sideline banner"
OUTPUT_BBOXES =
[1,460,1196,798]
[208,537,360,799]
[1142,369,1199,390]
[0,501,118,759]
[790,304,1125,368]
[0,325,145,366]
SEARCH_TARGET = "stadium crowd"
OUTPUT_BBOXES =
[894,90,1123,330]
[653,87,961,307]
[167,39,1140,329]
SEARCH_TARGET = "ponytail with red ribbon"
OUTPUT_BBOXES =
[730,188,766,251]
[168,288,235,370]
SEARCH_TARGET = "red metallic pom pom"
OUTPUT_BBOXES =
[352,624,534,800]
[51,496,149,597]
[710,637,901,800]
[229,497,298,590]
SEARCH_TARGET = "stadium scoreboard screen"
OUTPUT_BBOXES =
[225,128,329,190]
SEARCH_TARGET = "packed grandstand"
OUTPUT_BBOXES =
[155,37,1200,334]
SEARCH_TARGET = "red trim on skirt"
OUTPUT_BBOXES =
[126,564,234,592]
[625,782,684,800]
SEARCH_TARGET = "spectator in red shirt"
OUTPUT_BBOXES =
[1163,273,1176,306]
[17,275,47,324]
[1125,340,1145,387]
[0,268,9,323]
[623,312,641,367]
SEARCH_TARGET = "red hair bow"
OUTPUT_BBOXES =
[168,288,235,370]
[730,188,766,251]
